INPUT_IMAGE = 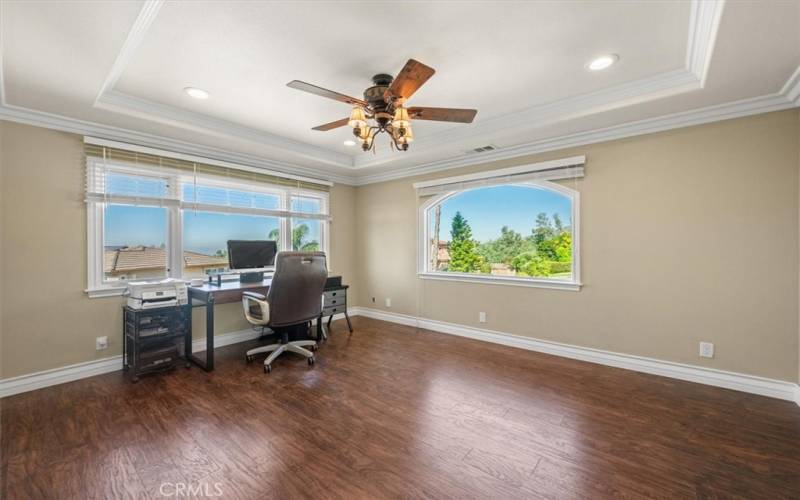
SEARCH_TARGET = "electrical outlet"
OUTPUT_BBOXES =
[699,341,714,358]
[385,298,392,308]
[479,312,487,323]
[371,297,375,303]
[96,336,108,350]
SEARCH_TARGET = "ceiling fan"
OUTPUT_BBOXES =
[287,59,477,152]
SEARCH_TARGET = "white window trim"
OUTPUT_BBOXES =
[417,179,581,291]
[86,159,330,297]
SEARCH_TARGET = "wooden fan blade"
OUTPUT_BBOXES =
[385,59,435,101]
[407,107,477,123]
[312,118,350,131]
[287,80,367,107]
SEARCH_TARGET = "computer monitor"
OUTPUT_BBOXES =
[227,240,277,270]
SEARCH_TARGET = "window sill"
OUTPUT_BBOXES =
[417,272,582,291]
[86,286,127,298]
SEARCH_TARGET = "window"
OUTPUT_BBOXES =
[103,204,168,282]
[417,158,582,290]
[86,145,331,296]
[290,196,323,251]
[182,211,281,278]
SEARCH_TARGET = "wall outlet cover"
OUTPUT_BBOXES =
[699,341,714,358]
[385,298,392,308]
[96,336,109,350]
[479,312,487,323]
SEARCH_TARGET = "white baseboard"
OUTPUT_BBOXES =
[0,355,124,398]
[3,309,797,407]
[0,313,355,398]
[351,307,800,405]
[191,328,259,353]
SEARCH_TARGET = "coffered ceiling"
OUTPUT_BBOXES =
[1,1,799,184]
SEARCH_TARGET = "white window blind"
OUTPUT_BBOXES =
[84,142,331,221]
[413,155,585,197]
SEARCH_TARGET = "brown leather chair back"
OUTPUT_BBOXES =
[267,251,327,327]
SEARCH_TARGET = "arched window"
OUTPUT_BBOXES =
[419,180,580,290]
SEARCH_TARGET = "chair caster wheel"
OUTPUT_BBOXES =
[264,364,272,373]
[308,356,315,366]
[310,344,318,352]
[246,355,254,363]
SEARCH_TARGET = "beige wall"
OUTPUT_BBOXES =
[0,122,357,378]
[3,111,800,382]
[355,110,800,382]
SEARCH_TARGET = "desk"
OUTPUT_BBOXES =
[186,277,328,371]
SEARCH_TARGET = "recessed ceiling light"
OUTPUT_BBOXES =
[587,54,619,71]
[343,140,356,146]
[184,87,210,99]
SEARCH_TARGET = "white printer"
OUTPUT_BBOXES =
[125,279,188,310]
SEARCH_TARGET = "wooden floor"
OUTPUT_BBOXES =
[2,316,800,499]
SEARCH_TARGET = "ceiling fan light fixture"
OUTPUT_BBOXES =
[587,54,619,71]
[361,128,376,150]
[289,59,476,153]
[392,108,410,129]
[348,107,367,128]
[394,125,414,144]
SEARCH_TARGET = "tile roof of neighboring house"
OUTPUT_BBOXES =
[104,246,228,273]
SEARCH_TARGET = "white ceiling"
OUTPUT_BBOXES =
[1,1,799,184]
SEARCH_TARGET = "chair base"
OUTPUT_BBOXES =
[246,340,317,371]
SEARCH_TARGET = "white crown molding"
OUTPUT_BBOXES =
[95,90,353,167]
[353,0,726,170]
[1,85,796,189]
[354,68,702,170]
[351,307,800,404]
[84,0,354,169]
[0,0,6,106]
[0,101,355,185]
[87,0,722,172]
[687,0,725,86]
[93,0,164,105]
[0,0,794,188]
[780,65,800,105]
[352,92,796,185]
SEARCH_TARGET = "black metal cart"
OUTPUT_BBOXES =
[123,304,191,382]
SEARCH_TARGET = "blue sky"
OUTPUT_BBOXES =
[183,211,281,255]
[104,174,321,255]
[434,185,572,242]
[105,207,319,256]
[103,177,565,253]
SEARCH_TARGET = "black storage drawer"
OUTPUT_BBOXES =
[123,305,189,382]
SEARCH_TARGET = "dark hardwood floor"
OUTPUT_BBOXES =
[2,316,799,499]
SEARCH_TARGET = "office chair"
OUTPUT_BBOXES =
[242,251,328,373]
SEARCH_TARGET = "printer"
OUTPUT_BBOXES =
[125,279,188,310]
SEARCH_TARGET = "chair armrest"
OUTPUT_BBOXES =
[242,291,266,300]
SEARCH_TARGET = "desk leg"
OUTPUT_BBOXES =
[205,296,215,371]
[188,296,215,372]
[184,304,192,364]
[344,311,353,333]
